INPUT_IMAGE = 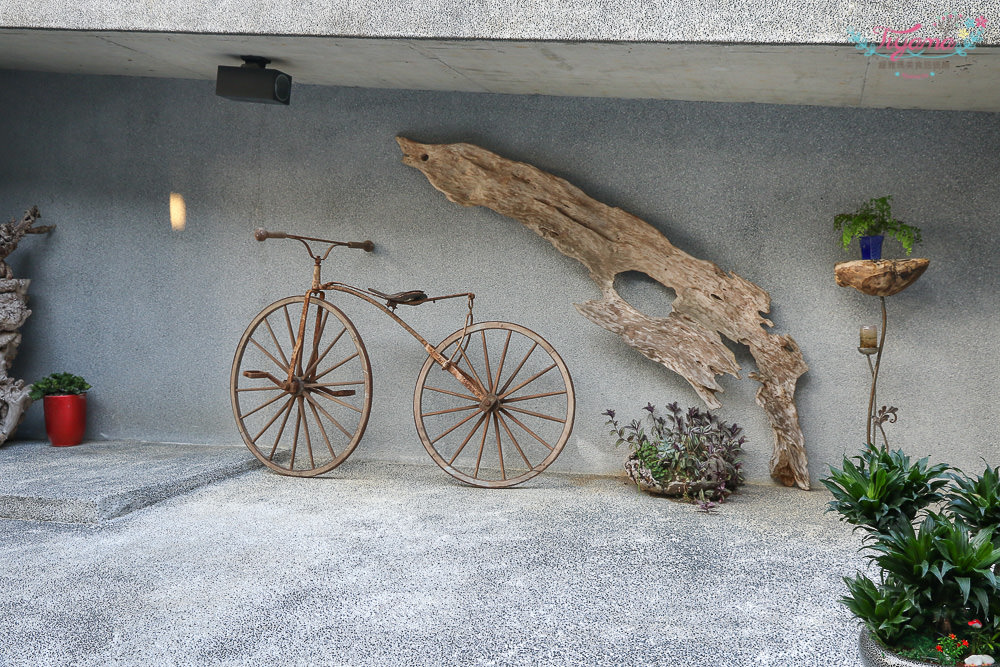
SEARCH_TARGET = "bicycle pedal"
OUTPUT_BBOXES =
[243,370,269,379]
[316,388,356,398]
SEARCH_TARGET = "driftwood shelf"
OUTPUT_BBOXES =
[397,137,811,489]
[835,259,930,297]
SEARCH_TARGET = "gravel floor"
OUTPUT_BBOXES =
[0,457,868,666]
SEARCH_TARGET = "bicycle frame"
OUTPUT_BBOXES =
[262,229,489,403]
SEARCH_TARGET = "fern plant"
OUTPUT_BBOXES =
[833,195,923,255]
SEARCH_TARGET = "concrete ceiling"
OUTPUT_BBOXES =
[2,29,999,111]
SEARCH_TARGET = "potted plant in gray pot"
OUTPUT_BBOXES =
[29,372,91,447]
[834,195,923,260]
[823,446,1000,666]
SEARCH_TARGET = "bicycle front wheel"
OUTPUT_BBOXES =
[414,322,575,488]
[231,296,373,476]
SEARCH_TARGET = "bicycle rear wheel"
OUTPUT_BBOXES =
[414,321,575,488]
[231,296,373,476]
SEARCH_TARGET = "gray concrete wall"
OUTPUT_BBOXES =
[1,69,998,486]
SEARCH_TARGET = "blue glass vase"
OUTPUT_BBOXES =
[859,235,884,260]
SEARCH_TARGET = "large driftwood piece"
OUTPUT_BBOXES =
[397,138,810,489]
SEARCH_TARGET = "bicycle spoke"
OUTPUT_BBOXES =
[456,341,486,392]
[282,304,296,349]
[496,411,532,467]
[314,352,360,381]
[305,304,329,379]
[311,388,362,413]
[299,397,315,469]
[432,408,483,445]
[244,390,291,422]
[289,398,303,469]
[497,342,538,395]
[305,327,347,375]
[481,329,494,392]
[308,399,337,458]
[304,393,355,439]
[267,398,296,461]
[236,385,288,393]
[448,411,490,466]
[499,363,556,400]
[421,403,479,418]
[424,385,477,402]
[502,389,567,403]
[252,394,295,444]
[493,412,505,480]
[492,329,512,394]
[499,404,566,424]
[499,408,554,450]
[304,326,347,378]
[304,380,364,389]
[249,337,288,374]
[472,413,491,475]
[263,317,290,368]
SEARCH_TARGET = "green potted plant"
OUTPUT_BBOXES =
[834,195,923,260]
[29,372,91,447]
[604,402,745,509]
[823,446,1000,666]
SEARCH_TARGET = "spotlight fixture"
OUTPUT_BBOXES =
[216,56,291,105]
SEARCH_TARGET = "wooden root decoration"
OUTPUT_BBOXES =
[397,138,810,489]
[0,207,53,446]
[835,259,930,297]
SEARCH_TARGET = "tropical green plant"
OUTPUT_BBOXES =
[604,402,744,503]
[948,464,1000,547]
[833,195,923,255]
[841,573,918,645]
[29,372,91,400]
[824,446,1000,665]
[822,445,950,539]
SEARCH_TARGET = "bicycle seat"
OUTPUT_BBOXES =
[369,288,428,308]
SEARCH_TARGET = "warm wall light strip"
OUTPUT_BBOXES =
[169,192,186,231]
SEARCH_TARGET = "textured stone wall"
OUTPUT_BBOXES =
[1,69,998,485]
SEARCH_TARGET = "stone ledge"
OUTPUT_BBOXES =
[0,440,259,523]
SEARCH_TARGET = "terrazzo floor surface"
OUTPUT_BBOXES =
[0,449,867,666]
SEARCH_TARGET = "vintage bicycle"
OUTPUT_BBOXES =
[230,229,576,488]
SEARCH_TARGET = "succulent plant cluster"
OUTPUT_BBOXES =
[28,372,91,401]
[604,402,745,504]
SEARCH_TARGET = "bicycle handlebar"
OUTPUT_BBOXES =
[254,228,374,252]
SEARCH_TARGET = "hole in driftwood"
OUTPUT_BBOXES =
[613,271,676,319]
[420,154,429,161]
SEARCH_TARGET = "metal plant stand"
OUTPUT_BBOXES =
[835,258,929,449]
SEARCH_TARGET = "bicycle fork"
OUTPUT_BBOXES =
[243,287,357,401]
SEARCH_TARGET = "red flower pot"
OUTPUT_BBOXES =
[43,394,87,447]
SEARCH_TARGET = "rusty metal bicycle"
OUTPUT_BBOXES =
[230,229,576,488]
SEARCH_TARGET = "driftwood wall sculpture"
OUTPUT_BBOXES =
[397,138,810,489]
[0,207,53,445]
